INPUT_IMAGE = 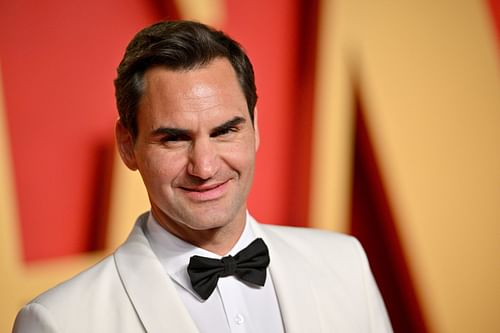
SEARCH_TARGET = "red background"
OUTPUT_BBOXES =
[0,0,314,261]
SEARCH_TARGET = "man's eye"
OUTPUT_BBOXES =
[212,127,238,137]
[161,134,189,143]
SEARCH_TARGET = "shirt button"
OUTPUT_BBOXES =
[235,313,245,325]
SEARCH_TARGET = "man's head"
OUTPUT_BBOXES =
[114,20,257,141]
[114,21,260,253]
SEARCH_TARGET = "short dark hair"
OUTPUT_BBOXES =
[114,20,258,139]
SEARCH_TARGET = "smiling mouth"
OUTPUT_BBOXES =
[179,180,230,201]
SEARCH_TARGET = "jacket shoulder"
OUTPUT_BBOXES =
[261,224,362,258]
[14,254,141,332]
[32,254,119,306]
[257,224,393,332]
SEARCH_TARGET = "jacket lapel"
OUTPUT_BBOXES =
[114,213,198,333]
[113,213,322,332]
[250,219,323,333]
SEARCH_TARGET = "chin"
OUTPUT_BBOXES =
[181,212,234,231]
[154,195,246,232]
[184,221,228,232]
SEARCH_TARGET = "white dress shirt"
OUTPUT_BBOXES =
[145,212,285,333]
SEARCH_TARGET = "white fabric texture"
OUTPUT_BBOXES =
[13,212,393,333]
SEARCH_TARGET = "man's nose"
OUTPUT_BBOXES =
[187,139,219,179]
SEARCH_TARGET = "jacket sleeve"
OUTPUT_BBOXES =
[353,238,394,333]
[12,302,60,333]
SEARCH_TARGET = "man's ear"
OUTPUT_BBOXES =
[253,107,260,151]
[115,119,138,171]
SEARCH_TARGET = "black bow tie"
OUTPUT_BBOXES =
[187,238,270,300]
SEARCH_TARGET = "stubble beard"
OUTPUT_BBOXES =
[149,182,249,248]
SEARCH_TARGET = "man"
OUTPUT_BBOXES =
[13,21,392,332]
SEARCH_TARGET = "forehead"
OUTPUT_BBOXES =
[138,59,248,126]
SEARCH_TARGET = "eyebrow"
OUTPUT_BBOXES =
[149,116,247,138]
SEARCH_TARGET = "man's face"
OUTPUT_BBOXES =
[117,58,259,241]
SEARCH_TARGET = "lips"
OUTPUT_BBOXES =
[179,180,230,201]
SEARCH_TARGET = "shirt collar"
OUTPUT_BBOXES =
[144,212,257,301]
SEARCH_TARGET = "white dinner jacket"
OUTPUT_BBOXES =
[13,213,393,332]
